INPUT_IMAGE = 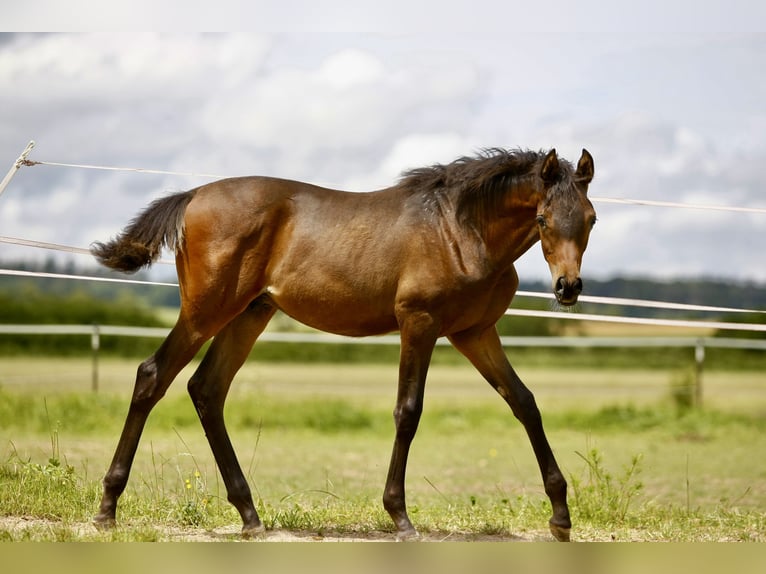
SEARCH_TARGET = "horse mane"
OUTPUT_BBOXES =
[397,148,575,229]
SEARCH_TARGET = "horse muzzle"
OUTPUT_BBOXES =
[554,275,583,307]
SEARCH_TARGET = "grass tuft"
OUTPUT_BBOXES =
[570,447,644,525]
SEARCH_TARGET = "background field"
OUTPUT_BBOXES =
[1,355,764,542]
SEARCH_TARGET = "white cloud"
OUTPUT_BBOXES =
[317,49,386,90]
[196,44,484,184]
[1,31,764,283]
[344,132,475,190]
[0,34,271,163]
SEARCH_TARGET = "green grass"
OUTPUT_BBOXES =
[2,414,764,542]
[1,357,764,541]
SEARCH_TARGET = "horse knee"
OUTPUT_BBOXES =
[393,398,422,439]
[131,357,163,408]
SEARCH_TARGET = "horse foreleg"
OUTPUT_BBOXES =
[187,297,276,537]
[449,327,571,541]
[383,311,438,540]
[94,320,209,528]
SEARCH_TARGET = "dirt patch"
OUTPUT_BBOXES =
[0,515,552,542]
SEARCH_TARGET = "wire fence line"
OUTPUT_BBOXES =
[0,268,179,287]
[1,143,764,404]
[16,153,766,215]
[1,141,764,334]
[6,255,758,317]
[1,266,765,332]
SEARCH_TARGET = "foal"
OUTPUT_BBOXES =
[91,148,596,541]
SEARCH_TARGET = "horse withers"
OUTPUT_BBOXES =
[91,147,596,541]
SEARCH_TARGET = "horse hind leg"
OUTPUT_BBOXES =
[187,296,277,537]
[94,317,213,528]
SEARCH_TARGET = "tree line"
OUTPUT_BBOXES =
[5,257,764,312]
[1,258,763,358]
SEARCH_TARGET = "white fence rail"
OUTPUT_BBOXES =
[3,323,766,349]
[1,324,764,401]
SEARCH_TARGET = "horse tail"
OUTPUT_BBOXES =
[91,190,196,273]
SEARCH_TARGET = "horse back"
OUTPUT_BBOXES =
[179,176,508,337]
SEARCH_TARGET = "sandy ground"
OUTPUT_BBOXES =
[6,515,761,542]
[0,515,554,542]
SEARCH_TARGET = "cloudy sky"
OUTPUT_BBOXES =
[1,1,765,284]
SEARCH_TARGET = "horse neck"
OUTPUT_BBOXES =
[480,184,543,266]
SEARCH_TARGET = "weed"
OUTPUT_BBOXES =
[0,411,92,521]
[0,444,88,521]
[168,430,215,527]
[175,469,212,527]
[570,447,644,526]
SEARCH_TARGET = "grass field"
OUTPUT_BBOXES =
[1,356,765,542]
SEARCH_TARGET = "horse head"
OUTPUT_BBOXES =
[536,149,597,306]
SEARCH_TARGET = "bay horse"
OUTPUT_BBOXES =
[91,147,596,541]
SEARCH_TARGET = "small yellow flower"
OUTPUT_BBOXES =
[489,448,498,458]
[185,478,192,490]
[194,470,201,478]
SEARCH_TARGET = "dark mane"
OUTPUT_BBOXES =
[397,148,574,228]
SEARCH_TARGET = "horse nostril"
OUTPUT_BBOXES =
[554,276,582,302]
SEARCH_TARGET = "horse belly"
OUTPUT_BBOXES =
[265,281,399,337]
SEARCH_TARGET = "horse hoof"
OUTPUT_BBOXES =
[241,523,266,539]
[92,514,116,530]
[549,522,571,542]
[395,528,420,542]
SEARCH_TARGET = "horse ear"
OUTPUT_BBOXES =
[576,148,594,186]
[540,149,560,186]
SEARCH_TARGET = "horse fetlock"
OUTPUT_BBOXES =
[227,480,253,506]
[384,502,417,539]
[545,473,568,498]
[101,471,129,501]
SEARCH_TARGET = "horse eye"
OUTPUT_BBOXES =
[536,214,547,228]
[590,216,598,229]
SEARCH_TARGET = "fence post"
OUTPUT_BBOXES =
[91,323,100,393]
[0,141,35,199]
[694,338,705,407]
